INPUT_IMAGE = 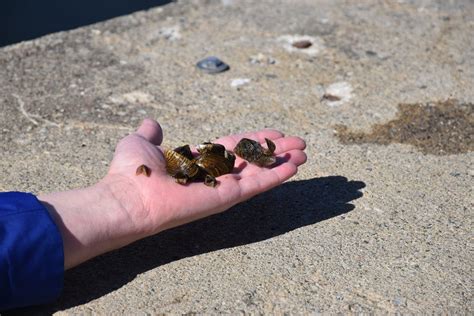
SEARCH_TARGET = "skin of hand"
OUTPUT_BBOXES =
[39,119,307,269]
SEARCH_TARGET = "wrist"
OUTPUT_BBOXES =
[38,180,141,269]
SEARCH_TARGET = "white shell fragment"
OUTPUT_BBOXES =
[159,26,182,41]
[230,78,251,88]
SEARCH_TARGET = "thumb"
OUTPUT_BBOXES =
[136,118,163,145]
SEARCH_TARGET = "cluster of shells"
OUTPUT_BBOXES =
[136,138,276,187]
[165,142,235,187]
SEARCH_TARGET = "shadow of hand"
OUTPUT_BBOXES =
[15,176,365,314]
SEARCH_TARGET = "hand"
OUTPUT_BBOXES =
[40,119,306,269]
[106,119,307,235]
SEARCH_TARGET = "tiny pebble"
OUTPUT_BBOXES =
[292,40,312,49]
[249,53,276,65]
[365,50,377,56]
[196,56,230,74]
[323,81,353,107]
[231,78,251,88]
[323,93,342,101]
[278,35,324,56]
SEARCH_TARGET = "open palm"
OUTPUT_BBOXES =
[107,119,307,237]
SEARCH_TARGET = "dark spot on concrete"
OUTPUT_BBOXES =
[264,74,278,79]
[365,50,377,56]
[323,93,342,101]
[335,99,474,155]
[292,40,312,49]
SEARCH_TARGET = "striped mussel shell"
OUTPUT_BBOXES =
[233,138,276,167]
[164,147,200,182]
[194,143,235,177]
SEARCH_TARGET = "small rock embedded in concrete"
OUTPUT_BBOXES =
[323,94,342,101]
[231,78,251,88]
[365,50,377,56]
[323,81,353,107]
[159,26,181,41]
[196,56,230,74]
[278,35,324,56]
[249,53,276,65]
[292,40,312,49]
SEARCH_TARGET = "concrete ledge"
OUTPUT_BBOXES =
[1,0,472,313]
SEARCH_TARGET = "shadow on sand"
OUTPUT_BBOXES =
[11,176,365,314]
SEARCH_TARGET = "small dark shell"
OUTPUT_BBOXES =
[136,164,151,177]
[164,149,200,184]
[196,56,230,74]
[234,138,276,167]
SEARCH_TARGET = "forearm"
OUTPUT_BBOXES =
[38,180,140,269]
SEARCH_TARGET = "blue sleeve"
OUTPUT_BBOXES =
[0,192,64,310]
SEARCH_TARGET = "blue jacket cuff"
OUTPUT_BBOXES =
[0,192,64,310]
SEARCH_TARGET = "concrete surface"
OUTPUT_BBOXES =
[1,0,473,314]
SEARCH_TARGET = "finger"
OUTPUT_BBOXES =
[285,149,307,166]
[216,129,284,149]
[274,150,307,167]
[271,136,306,155]
[136,118,163,145]
[238,162,298,201]
[237,149,307,178]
